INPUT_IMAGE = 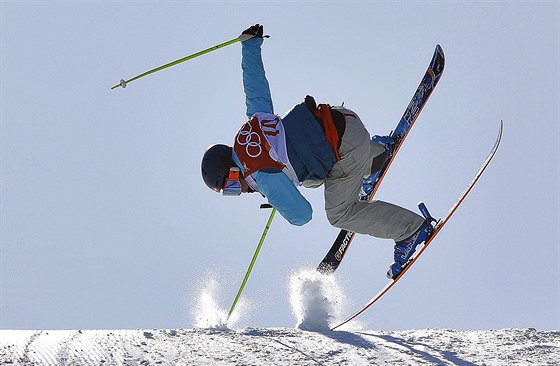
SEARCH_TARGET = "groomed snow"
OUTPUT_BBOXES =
[1,327,558,365]
[2,270,558,365]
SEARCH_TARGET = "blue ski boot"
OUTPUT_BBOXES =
[359,175,376,201]
[371,135,396,155]
[386,203,437,279]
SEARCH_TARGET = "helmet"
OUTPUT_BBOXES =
[201,144,234,192]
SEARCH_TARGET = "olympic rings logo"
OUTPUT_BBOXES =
[236,123,263,158]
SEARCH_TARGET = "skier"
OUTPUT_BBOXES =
[201,24,432,279]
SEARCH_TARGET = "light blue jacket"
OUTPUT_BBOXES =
[236,37,313,226]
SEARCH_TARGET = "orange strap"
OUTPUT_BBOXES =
[228,168,240,180]
[314,104,341,161]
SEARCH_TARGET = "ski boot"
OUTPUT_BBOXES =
[371,135,396,155]
[386,202,437,279]
[359,175,376,201]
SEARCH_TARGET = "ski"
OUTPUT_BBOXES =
[331,121,504,330]
[317,45,446,274]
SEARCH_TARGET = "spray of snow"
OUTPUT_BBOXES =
[191,272,250,330]
[191,276,228,329]
[289,268,360,331]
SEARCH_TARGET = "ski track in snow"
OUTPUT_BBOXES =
[1,328,558,365]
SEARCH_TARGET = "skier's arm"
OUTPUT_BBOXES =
[241,37,274,118]
[252,170,312,226]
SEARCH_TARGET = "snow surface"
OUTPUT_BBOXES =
[2,269,559,365]
[1,327,558,365]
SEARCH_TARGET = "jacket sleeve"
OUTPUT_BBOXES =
[251,170,312,226]
[241,37,274,118]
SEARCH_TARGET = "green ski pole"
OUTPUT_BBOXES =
[227,206,276,323]
[111,36,241,90]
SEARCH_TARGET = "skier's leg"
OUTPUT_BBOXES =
[325,107,424,241]
[369,139,390,174]
[369,136,388,170]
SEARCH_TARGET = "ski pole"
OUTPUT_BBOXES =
[226,206,276,323]
[111,36,241,90]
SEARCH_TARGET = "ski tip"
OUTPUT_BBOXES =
[495,120,504,148]
[436,44,445,58]
[431,45,445,72]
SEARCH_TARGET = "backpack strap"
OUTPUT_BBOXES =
[314,104,341,161]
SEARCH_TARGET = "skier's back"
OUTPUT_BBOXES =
[201,24,432,279]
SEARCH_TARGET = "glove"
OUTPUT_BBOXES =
[239,24,267,41]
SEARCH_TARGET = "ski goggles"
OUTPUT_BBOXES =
[221,168,242,196]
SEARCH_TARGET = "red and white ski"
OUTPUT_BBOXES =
[331,120,504,330]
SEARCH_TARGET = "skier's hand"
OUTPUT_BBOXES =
[239,24,268,41]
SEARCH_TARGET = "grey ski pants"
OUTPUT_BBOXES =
[324,106,424,242]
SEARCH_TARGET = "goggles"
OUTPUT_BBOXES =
[221,167,242,196]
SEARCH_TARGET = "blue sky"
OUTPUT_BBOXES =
[1,1,558,331]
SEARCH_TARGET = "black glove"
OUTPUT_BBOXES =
[239,24,269,41]
[242,24,264,38]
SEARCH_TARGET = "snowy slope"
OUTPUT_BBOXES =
[1,327,558,365]
[2,271,558,364]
